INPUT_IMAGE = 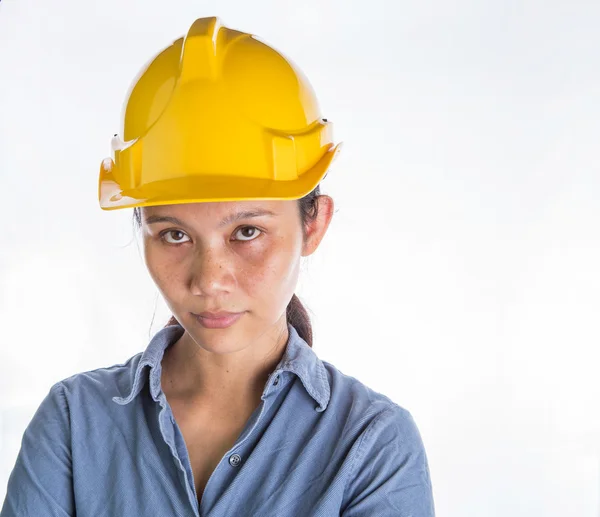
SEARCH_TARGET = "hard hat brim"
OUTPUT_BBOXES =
[99,143,342,210]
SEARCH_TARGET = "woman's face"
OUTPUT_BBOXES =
[140,197,332,353]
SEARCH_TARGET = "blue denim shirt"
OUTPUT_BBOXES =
[1,322,435,516]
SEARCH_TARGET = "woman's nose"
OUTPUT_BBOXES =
[188,248,237,296]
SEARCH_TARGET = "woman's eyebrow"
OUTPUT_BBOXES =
[217,209,277,228]
[144,209,277,228]
[144,215,183,226]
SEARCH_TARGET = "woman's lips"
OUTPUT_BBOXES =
[192,312,244,329]
[197,311,240,318]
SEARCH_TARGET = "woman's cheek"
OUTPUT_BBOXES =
[236,249,276,289]
[146,246,184,287]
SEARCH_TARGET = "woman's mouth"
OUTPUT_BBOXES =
[192,312,245,329]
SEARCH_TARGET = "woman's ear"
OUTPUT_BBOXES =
[302,195,334,257]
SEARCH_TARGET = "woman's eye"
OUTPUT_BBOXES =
[160,227,261,245]
[161,230,190,244]
[234,226,262,241]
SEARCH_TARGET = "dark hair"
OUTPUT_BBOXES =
[132,185,323,348]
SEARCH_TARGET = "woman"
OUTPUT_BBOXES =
[1,16,435,516]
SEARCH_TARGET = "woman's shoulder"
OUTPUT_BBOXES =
[319,358,415,427]
[53,351,144,403]
[318,359,433,508]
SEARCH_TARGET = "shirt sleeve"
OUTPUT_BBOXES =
[341,404,435,517]
[0,382,75,517]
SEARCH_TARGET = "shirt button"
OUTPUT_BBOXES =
[273,375,279,386]
[229,454,242,467]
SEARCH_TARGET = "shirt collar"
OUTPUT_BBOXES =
[112,322,330,412]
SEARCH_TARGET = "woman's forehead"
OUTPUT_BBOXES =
[141,199,294,222]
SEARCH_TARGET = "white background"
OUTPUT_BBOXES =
[1,0,599,515]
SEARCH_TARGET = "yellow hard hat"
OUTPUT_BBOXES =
[98,16,342,211]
